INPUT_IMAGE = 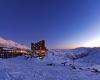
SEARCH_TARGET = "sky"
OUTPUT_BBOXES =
[0,0,100,49]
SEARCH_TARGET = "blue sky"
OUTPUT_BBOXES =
[0,0,100,49]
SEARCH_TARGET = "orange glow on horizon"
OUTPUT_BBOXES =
[60,38,100,49]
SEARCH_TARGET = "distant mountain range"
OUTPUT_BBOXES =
[74,47,100,64]
[47,47,100,64]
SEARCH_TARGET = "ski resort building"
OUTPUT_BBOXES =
[0,40,48,58]
[31,40,48,58]
[0,47,31,58]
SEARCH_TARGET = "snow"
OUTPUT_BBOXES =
[0,37,29,50]
[0,48,100,80]
[90,65,100,71]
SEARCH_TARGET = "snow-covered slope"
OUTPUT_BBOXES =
[45,48,100,68]
[0,56,100,80]
[0,37,29,50]
[77,47,100,64]
[65,47,92,54]
[0,47,100,80]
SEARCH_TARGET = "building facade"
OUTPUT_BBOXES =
[31,40,48,58]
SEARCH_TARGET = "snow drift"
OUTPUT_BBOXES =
[0,37,29,50]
